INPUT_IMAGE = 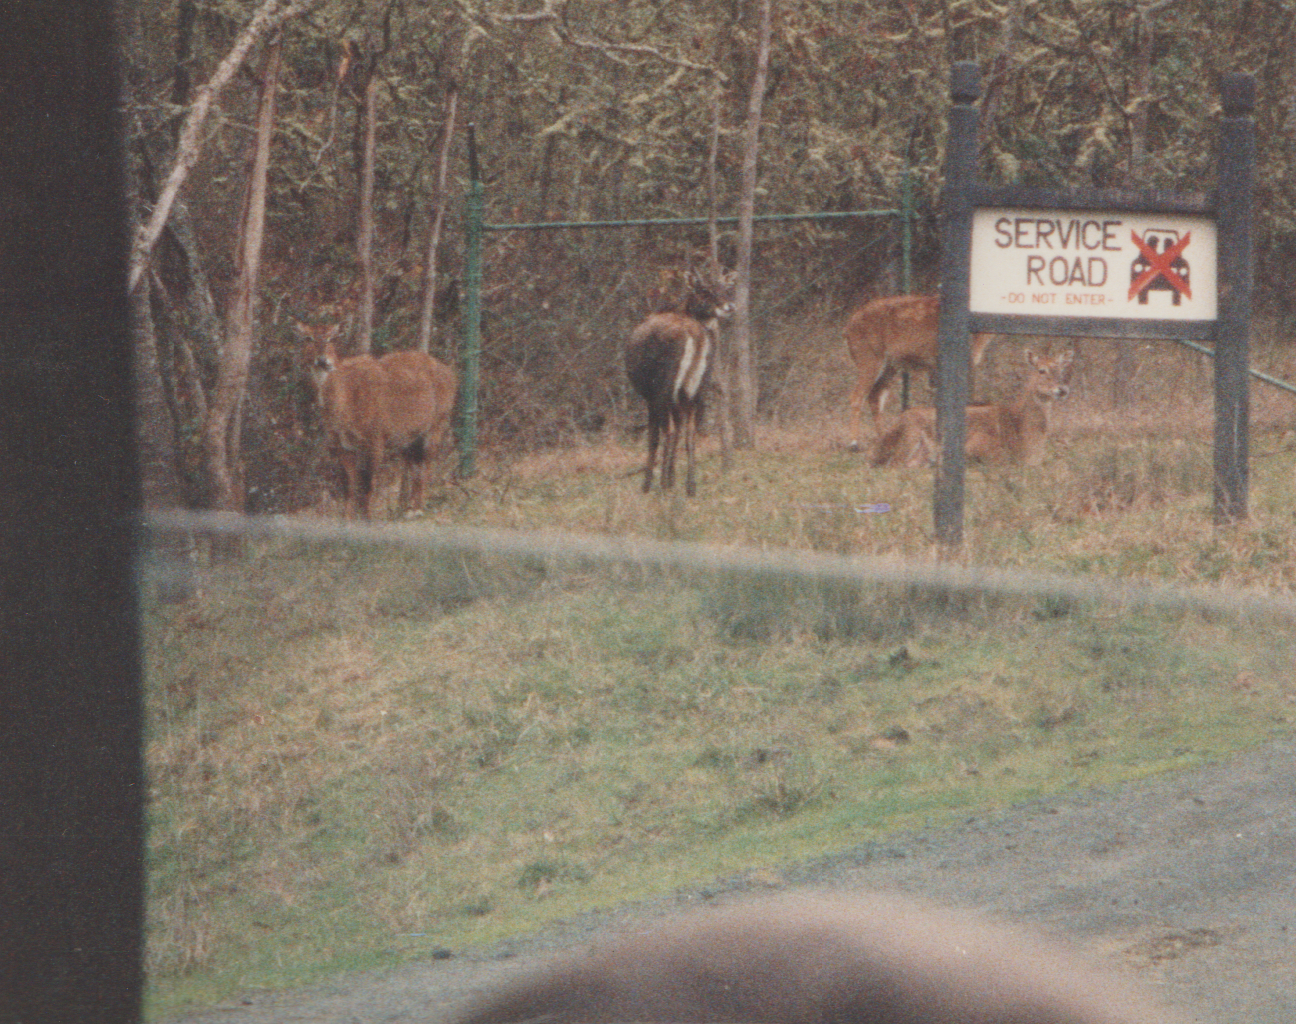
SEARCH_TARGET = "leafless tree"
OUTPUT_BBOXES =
[730,0,771,450]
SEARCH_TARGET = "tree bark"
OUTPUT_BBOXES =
[730,0,771,450]
[128,0,321,294]
[131,275,197,601]
[201,32,282,516]
[1118,0,1182,409]
[979,0,1025,147]
[706,82,733,469]
[355,69,380,354]
[416,85,459,353]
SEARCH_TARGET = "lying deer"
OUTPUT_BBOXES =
[872,347,1073,468]
[299,322,457,518]
[845,294,994,450]
[448,892,1178,1024]
[625,266,735,497]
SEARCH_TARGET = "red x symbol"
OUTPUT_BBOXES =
[1128,230,1191,300]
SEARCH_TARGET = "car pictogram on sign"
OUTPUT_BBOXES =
[1130,228,1191,305]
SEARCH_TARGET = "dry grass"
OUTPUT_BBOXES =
[143,320,1296,1017]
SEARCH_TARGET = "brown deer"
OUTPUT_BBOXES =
[447,893,1178,1024]
[845,294,994,450]
[625,266,735,497]
[872,347,1073,469]
[299,322,457,518]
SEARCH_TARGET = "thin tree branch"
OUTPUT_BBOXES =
[128,0,323,294]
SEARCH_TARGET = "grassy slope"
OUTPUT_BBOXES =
[145,338,1296,1016]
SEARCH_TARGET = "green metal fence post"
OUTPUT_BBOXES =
[459,123,482,478]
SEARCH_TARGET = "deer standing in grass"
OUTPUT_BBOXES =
[300,322,457,518]
[845,294,994,450]
[625,266,735,496]
[448,893,1178,1024]
[872,347,1073,468]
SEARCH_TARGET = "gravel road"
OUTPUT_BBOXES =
[165,737,1296,1024]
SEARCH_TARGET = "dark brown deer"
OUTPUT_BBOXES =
[845,294,994,450]
[872,348,1073,468]
[625,266,735,496]
[300,322,457,518]
[447,893,1179,1024]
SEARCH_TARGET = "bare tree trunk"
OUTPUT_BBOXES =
[131,276,197,601]
[124,95,199,517]
[1126,0,1185,176]
[201,32,282,516]
[730,0,771,450]
[1117,0,1181,408]
[416,85,459,353]
[979,0,1025,146]
[355,71,380,354]
[706,82,734,470]
[128,0,321,293]
[1128,5,1155,179]
[1286,6,1296,172]
[172,0,197,111]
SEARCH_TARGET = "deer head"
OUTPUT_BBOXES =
[682,265,736,324]
[294,320,343,395]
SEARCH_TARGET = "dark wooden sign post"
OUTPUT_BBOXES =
[934,62,1255,547]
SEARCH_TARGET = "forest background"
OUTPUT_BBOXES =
[121,0,1296,516]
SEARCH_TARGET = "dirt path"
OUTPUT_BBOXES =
[165,737,1296,1024]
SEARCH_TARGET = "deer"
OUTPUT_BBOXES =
[872,347,1074,469]
[845,294,994,451]
[298,322,457,519]
[625,266,735,497]
[447,892,1179,1024]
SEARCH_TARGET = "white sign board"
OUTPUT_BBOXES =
[968,207,1217,321]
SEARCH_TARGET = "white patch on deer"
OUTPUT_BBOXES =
[673,333,696,402]
[675,330,711,402]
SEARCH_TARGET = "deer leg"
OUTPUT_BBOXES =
[682,401,699,497]
[360,437,384,519]
[847,367,872,452]
[866,363,898,425]
[643,407,661,493]
[401,436,428,515]
[661,407,680,490]
[339,446,361,518]
[668,404,689,492]
[908,423,937,467]
[409,452,428,513]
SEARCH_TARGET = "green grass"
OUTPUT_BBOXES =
[143,422,1296,1018]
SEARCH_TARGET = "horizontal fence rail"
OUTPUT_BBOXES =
[480,209,900,232]
[145,511,1296,624]
[1165,335,1296,396]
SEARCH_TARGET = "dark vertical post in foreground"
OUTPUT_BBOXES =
[934,63,980,548]
[460,123,483,478]
[0,4,143,1021]
[1213,73,1254,524]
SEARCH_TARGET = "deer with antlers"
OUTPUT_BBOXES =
[872,347,1074,468]
[299,322,457,518]
[845,294,995,450]
[448,892,1178,1024]
[625,265,735,497]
